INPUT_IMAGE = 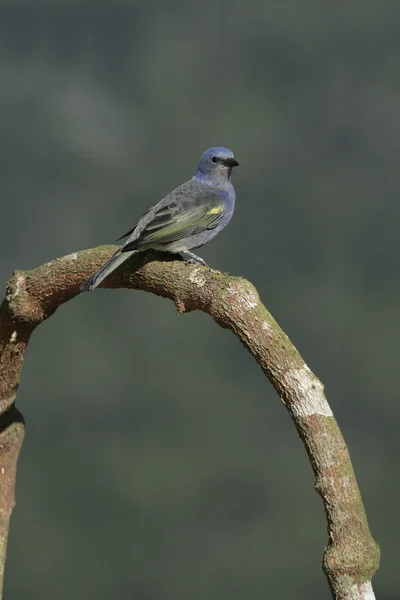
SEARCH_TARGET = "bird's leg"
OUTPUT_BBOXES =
[179,251,207,266]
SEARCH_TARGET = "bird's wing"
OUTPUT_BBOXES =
[120,182,226,252]
[116,207,152,242]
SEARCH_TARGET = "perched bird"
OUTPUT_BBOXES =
[80,146,239,292]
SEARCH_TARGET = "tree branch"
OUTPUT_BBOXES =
[0,246,380,599]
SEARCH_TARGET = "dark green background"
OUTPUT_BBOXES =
[0,3,398,599]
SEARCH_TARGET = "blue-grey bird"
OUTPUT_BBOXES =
[80,146,239,292]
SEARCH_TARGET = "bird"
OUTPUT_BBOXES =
[80,146,239,292]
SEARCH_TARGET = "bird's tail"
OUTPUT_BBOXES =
[80,249,136,292]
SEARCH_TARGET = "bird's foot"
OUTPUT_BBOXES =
[179,251,207,266]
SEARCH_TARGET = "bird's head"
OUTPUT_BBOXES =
[194,147,239,182]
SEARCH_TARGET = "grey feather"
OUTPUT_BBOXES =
[80,250,135,292]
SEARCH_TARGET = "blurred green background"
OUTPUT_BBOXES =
[1,2,398,599]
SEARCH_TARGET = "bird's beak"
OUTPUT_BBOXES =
[225,158,239,167]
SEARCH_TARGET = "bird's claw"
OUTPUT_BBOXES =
[179,251,207,266]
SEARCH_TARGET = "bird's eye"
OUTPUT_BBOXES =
[211,156,219,163]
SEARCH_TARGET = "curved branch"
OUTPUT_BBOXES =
[0,246,380,599]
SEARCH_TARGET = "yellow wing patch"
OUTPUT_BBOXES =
[207,206,224,215]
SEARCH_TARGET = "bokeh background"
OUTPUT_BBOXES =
[0,2,398,599]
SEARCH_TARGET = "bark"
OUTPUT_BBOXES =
[0,246,380,599]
